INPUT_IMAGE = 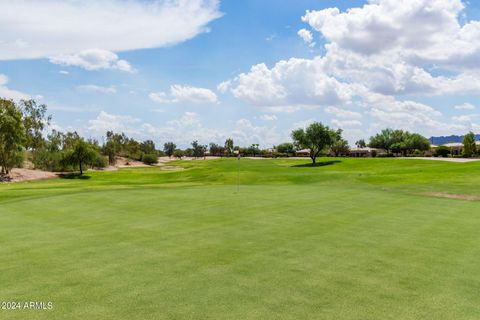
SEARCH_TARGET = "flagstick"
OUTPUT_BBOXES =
[236,154,240,193]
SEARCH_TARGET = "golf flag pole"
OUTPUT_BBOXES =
[236,152,240,193]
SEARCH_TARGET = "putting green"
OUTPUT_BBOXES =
[1,158,480,319]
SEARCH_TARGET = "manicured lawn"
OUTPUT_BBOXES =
[1,158,480,319]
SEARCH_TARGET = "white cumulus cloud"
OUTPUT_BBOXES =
[77,84,117,94]
[50,49,134,72]
[150,85,218,104]
[222,0,480,139]
[301,0,480,71]
[217,80,232,93]
[454,103,476,110]
[259,114,278,121]
[84,111,289,148]
[331,119,362,128]
[0,0,222,61]
[149,92,171,104]
[171,85,218,104]
[88,111,141,135]
[0,74,30,100]
[297,28,315,47]
[229,58,354,111]
[325,106,362,119]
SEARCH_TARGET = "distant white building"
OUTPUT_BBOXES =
[295,149,311,157]
[443,142,464,155]
[432,141,480,155]
[349,147,385,157]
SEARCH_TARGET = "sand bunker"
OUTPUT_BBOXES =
[1,156,216,183]
[424,192,480,201]
[114,156,216,168]
[2,169,58,183]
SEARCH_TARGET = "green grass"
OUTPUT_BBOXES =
[1,157,480,319]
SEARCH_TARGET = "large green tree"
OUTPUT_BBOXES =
[330,130,350,157]
[32,130,85,172]
[20,99,51,150]
[63,140,102,175]
[103,131,126,165]
[291,122,336,164]
[140,140,156,155]
[124,138,142,160]
[191,140,207,158]
[404,133,431,155]
[0,99,26,174]
[63,131,82,150]
[248,144,260,157]
[163,142,176,158]
[369,129,430,156]
[368,129,398,155]
[355,139,366,148]
[276,142,295,155]
[209,143,225,156]
[47,130,64,152]
[224,138,234,156]
[463,132,477,158]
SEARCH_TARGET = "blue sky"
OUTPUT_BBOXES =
[1,0,480,147]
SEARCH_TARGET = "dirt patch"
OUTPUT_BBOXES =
[116,157,152,168]
[2,169,58,183]
[115,156,180,168]
[424,192,480,201]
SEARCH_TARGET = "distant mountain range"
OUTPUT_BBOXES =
[429,135,480,145]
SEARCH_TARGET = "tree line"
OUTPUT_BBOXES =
[433,132,478,158]
[290,123,437,164]
[1,98,475,174]
[0,98,276,175]
[290,123,479,163]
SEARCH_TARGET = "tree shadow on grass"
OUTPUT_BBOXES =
[58,173,91,180]
[292,160,341,168]
[0,174,12,182]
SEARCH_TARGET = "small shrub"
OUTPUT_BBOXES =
[91,154,108,169]
[435,146,450,158]
[377,153,394,158]
[33,149,67,172]
[273,152,289,158]
[173,150,184,159]
[141,153,158,165]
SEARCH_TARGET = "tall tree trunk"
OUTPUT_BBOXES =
[79,161,83,175]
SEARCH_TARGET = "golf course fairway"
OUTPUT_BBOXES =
[1,157,480,319]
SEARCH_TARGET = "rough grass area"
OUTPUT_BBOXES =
[1,158,480,319]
